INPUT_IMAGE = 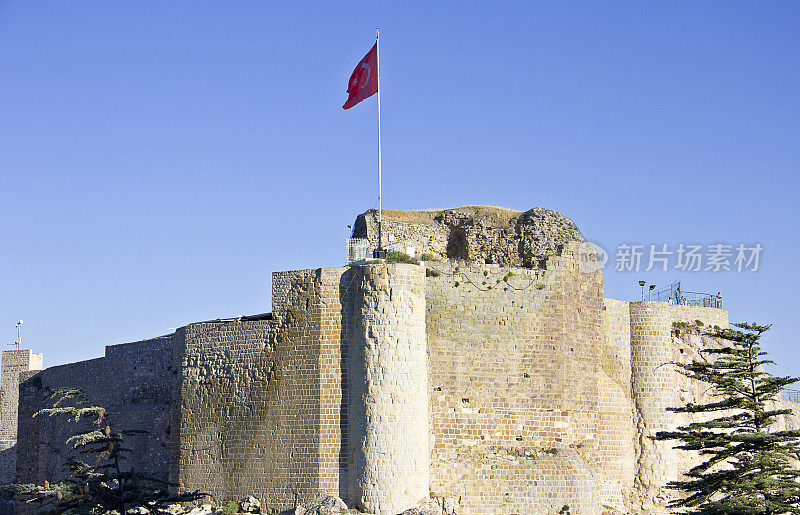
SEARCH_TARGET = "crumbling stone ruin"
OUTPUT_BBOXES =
[1,206,798,514]
[352,206,584,268]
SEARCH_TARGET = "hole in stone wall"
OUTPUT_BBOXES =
[462,398,470,404]
[523,373,530,378]
[434,387,442,391]
[515,435,523,441]
[447,227,468,260]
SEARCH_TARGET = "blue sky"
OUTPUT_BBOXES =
[1,2,798,375]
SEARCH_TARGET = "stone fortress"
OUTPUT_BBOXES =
[1,206,798,514]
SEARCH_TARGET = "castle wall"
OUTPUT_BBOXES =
[0,350,43,483]
[173,267,354,510]
[16,336,175,484]
[170,320,288,503]
[347,264,429,514]
[424,243,606,514]
[598,299,635,509]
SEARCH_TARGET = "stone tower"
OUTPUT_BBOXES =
[0,349,43,482]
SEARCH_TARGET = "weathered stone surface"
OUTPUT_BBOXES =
[154,505,185,515]
[352,206,583,267]
[399,498,442,515]
[292,495,347,515]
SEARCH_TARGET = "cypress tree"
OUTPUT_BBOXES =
[1,388,204,513]
[656,322,800,514]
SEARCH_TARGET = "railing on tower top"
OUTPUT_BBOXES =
[347,238,371,263]
[346,237,418,264]
[647,281,723,309]
[783,389,800,404]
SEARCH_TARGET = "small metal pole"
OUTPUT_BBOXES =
[14,320,22,350]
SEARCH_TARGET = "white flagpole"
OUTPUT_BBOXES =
[376,28,383,253]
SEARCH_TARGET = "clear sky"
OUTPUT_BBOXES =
[1,2,798,375]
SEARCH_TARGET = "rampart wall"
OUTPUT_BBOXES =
[16,336,175,484]
[7,267,761,515]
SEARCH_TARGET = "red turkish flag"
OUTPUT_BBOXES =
[343,43,378,109]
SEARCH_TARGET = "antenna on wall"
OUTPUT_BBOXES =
[10,320,22,350]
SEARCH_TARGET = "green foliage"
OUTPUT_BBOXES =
[222,500,239,514]
[655,323,800,514]
[536,283,546,290]
[386,251,419,264]
[420,253,438,261]
[2,388,204,513]
[425,268,440,278]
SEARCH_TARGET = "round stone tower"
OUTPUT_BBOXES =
[629,301,678,511]
[347,263,429,514]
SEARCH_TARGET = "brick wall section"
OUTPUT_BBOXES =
[347,264,429,514]
[173,267,354,511]
[425,241,605,514]
[317,267,353,498]
[598,299,635,510]
[16,336,175,484]
[0,350,43,482]
[171,320,290,504]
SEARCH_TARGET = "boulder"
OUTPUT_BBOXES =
[186,505,215,515]
[399,498,442,515]
[239,495,261,513]
[293,495,347,515]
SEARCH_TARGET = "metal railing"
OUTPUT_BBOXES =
[645,281,723,308]
[346,238,371,263]
[783,389,800,404]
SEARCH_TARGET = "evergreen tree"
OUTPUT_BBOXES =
[656,322,800,514]
[2,388,204,513]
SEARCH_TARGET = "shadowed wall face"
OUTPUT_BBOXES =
[15,338,174,484]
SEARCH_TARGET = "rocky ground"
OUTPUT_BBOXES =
[126,494,458,515]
